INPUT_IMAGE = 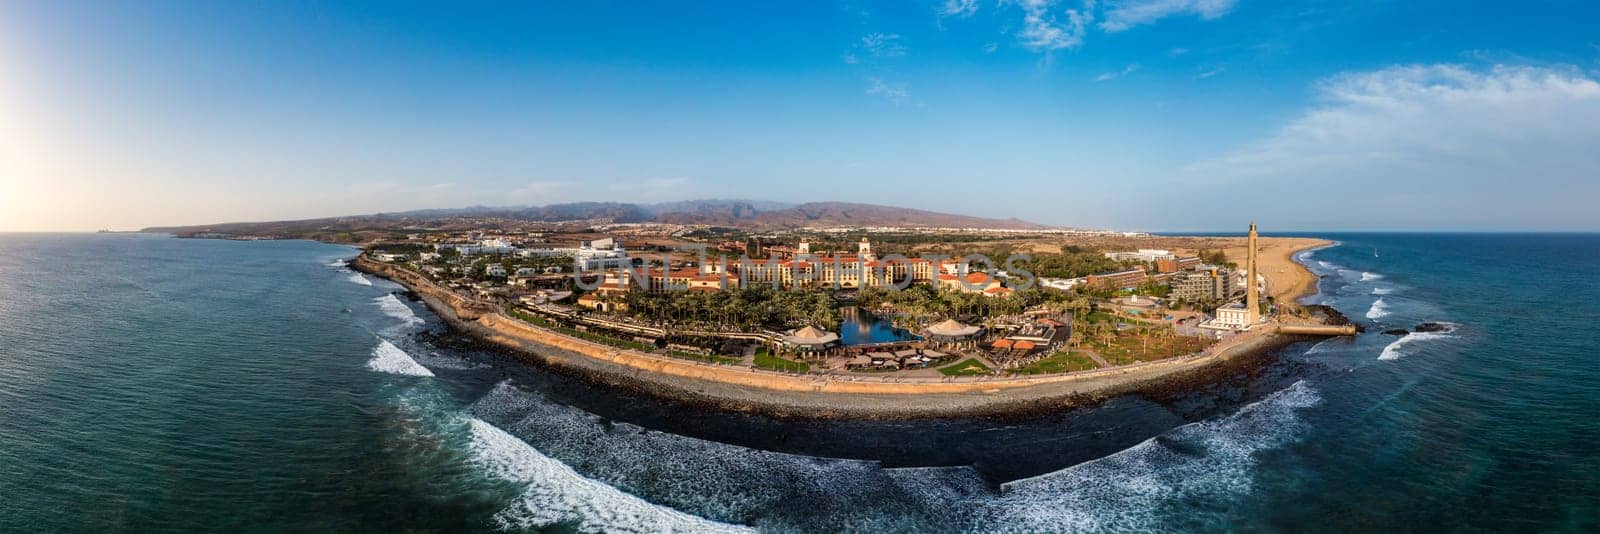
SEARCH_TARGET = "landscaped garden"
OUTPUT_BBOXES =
[753,347,809,373]
[938,358,994,376]
[1013,351,1101,374]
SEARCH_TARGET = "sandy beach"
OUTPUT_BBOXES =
[352,236,1334,418]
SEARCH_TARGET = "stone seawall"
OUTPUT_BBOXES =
[353,256,1311,417]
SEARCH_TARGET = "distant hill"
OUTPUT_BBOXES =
[142,199,1050,237]
[743,202,1047,230]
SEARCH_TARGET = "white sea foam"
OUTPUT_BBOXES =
[1305,338,1341,355]
[374,294,424,326]
[326,259,348,268]
[466,379,1321,532]
[367,339,434,377]
[980,381,1322,532]
[346,272,373,286]
[1360,271,1384,282]
[1378,324,1456,361]
[1366,298,1390,320]
[1371,287,1394,295]
[467,417,750,533]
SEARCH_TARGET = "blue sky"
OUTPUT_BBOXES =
[2,1,1598,231]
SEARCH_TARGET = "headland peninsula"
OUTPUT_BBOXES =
[283,207,1357,418]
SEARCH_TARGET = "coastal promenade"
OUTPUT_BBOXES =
[352,242,1335,417]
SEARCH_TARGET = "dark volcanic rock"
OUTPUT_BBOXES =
[1414,322,1452,333]
[1305,304,1364,332]
[1384,329,1410,336]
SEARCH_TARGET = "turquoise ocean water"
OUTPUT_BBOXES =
[0,233,1594,531]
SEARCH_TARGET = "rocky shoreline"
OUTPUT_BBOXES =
[352,251,1336,419]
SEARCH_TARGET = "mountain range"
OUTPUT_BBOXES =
[142,199,1050,236]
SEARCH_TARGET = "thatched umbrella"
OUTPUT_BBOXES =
[784,325,840,355]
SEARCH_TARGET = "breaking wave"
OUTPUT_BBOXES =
[346,272,373,286]
[326,259,348,268]
[980,380,1322,532]
[1305,338,1343,355]
[465,379,1322,532]
[1360,272,1383,282]
[467,418,750,533]
[375,294,424,327]
[368,339,434,377]
[1371,287,1394,295]
[1379,324,1457,361]
[1366,298,1390,320]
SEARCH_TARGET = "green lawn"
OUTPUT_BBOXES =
[938,358,994,376]
[1083,311,1118,324]
[665,350,742,365]
[509,308,554,327]
[556,326,654,352]
[1013,351,1101,375]
[1086,329,1212,365]
[753,347,809,373]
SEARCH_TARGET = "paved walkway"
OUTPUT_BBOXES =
[1081,349,1111,368]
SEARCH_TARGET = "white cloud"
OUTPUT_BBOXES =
[1196,66,1225,79]
[1181,64,1600,228]
[983,42,1000,53]
[1018,0,1093,52]
[860,32,907,58]
[1094,63,1141,81]
[939,0,980,17]
[866,77,912,105]
[1099,0,1237,32]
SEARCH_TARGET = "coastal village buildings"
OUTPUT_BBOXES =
[1084,268,1148,290]
[1103,249,1174,263]
[1169,268,1231,302]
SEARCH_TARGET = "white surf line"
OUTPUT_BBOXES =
[1379,327,1456,361]
[1366,297,1390,320]
[374,294,424,326]
[985,380,1322,532]
[467,417,752,533]
[367,338,434,377]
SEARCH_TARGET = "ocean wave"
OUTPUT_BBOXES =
[326,259,348,268]
[466,379,1321,532]
[1360,271,1384,282]
[1371,287,1393,295]
[346,272,373,286]
[374,294,424,327]
[467,417,750,533]
[1305,338,1342,355]
[367,339,434,377]
[984,381,1321,532]
[1366,298,1390,320]
[1378,324,1457,361]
